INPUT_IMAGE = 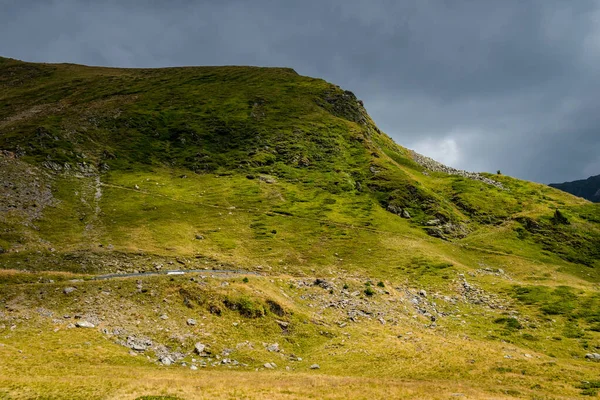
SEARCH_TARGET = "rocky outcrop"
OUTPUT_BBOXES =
[411,151,504,189]
[424,218,469,240]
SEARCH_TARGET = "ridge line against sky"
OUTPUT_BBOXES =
[1,0,600,183]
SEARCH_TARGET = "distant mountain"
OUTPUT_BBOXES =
[549,174,600,202]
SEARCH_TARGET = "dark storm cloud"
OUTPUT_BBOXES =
[1,0,599,183]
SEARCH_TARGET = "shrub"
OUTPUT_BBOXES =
[364,287,375,296]
[493,317,522,331]
[377,281,385,288]
[551,209,570,225]
[224,296,266,318]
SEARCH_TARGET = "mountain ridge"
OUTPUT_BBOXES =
[550,174,600,202]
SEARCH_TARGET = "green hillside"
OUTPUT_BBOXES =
[1,56,600,399]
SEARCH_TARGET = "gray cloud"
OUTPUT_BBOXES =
[1,0,599,183]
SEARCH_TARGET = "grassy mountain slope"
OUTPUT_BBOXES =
[1,56,600,399]
[550,174,600,203]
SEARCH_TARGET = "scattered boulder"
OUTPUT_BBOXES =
[314,278,334,290]
[263,362,276,369]
[310,364,320,369]
[386,205,412,219]
[63,287,77,294]
[258,175,277,184]
[276,320,289,329]
[75,321,95,328]
[160,356,173,366]
[585,353,600,361]
[195,234,204,240]
[125,336,152,352]
[190,365,198,370]
[387,204,402,215]
[187,318,197,326]
[194,342,208,356]
[266,343,280,352]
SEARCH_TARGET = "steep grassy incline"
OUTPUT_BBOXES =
[0,56,598,276]
[1,57,600,399]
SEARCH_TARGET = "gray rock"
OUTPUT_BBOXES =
[195,234,204,240]
[222,348,233,356]
[160,314,168,320]
[194,342,206,355]
[276,320,290,329]
[310,364,320,369]
[386,204,402,215]
[585,353,600,361]
[160,356,173,366]
[314,278,333,290]
[187,318,197,326]
[63,287,77,294]
[419,289,427,297]
[266,343,280,352]
[258,175,277,184]
[263,362,276,369]
[190,365,198,370]
[75,321,95,328]
[401,210,411,219]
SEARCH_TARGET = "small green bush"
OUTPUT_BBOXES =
[224,296,266,318]
[364,287,375,296]
[493,317,522,331]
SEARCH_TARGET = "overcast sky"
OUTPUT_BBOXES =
[1,0,599,183]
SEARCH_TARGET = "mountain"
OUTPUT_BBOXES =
[550,174,600,202]
[1,56,600,399]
